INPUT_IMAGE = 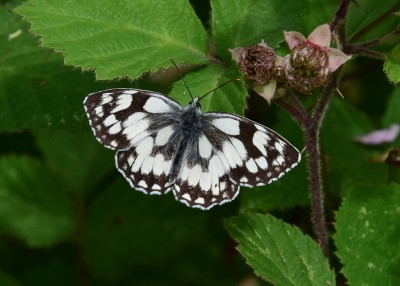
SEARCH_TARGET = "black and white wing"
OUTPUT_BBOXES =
[84,88,183,194]
[173,112,301,210]
[84,88,301,210]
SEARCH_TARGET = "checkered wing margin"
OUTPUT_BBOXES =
[173,112,301,209]
[84,88,183,195]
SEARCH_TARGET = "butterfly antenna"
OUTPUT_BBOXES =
[169,58,193,101]
[198,78,239,101]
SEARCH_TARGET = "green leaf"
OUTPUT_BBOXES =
[83,178,207,280]
[169,64,247,114]
[383,85,400,126]
[301,0,337,34]
[384,44,400,84]
[211,0,307,60]
[347,0,400,43]
[0,156,74,247]
[15,0,209,80]
[225,213,335,286]
[321,98,386,192]
[0,271,19,286]
[35,129,114,195]
[1,1,132,132]
[334,183,400,285]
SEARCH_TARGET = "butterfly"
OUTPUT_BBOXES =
[83,87,301,210]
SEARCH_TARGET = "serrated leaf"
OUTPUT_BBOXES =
[225,213,335,286]
[384,44,400,84]
[0,156,74,247]
[211,0,307,60]
[15,0,209,80]
[169,64,247,115]
[35,129,114,194]
[83,178,206,280]
[0,1,132,132]
[334,183,400,285]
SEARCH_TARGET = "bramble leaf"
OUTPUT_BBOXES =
[1,1,132,132]
[211,0,307,60]
[15,0,209,80]
[384,44,400,84]
[225,213,335,285]
[169,64,247,115]
[347,0,400,42]
[335,183,400,285]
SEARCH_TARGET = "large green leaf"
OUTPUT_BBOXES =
[1,1,132,132]
[0,156,74,247]
[334,183,400,285]
[211,0,307,60]
[15,0,209,80]
[169,64,247,114]
[225,213,335,285]
[384,44,400,84]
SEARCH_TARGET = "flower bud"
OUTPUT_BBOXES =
[283,24,352,94]
[283,42,330,93]
[231,43,278,85]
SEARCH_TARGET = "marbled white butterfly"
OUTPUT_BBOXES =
[84,87,301,210]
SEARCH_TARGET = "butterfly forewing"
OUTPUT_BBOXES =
[84,88,184,194]
[84,88,301,210]
[83,88,182,150]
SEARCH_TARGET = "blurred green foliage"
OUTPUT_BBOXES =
[1,0,399,285]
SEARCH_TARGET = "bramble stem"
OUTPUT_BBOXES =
[330,0,353,31]
[306,73,339,256]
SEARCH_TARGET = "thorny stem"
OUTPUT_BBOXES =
[307,73,339,256]
[330,0,354,32]
[277,0,354,256]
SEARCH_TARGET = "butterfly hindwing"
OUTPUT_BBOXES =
[205,113,301,186]
[115,126,182,195]
[173,112,301,210]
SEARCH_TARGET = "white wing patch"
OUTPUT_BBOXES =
[212,118,240,135]
[198,134,212,159]
[156,125,174,146]
[143,97,172,113]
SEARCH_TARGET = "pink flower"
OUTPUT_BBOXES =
[283,24,351,93]
[354,124,400,145]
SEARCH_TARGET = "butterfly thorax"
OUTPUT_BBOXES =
[181,97,202,135]
[169,98,203,180]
